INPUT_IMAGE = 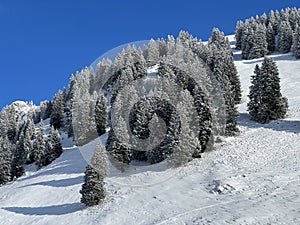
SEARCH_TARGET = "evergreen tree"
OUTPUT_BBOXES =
[147,39,159,65]
[248,57,288,123]
[44,126,62,166]
[95,95,107,136]
[292,25,300,59]
[11,133,26,179]
[266,23,276,53]
[34,120,46,169]
[0,136,12,185]
[6,107,17,142]
[235,21,244,50]
[248,65,261,120]
[50,90,64,129]
[80,143,108,207]
[278,21,293,53]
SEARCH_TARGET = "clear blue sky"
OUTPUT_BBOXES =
[1,0,300,110]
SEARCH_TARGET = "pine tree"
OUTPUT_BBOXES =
[235,21,244,50]
[147,39,159,65]
[292,25,300,59]
[50,90,64,129]
[95,95,107,136]
[34,120,46,169]
[80,143,108,207]
[6,107,17,142]
[266,23,276,54]
[248,57,288,123]
[0,136,12,185]
[108,117,131,165]
[278,21,293,53]
[248,65,261,120]
[11,133,26,179]
[44,126,62,166]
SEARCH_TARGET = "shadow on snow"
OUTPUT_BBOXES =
[238,113,300,134]
[17,176,83,189]
[2,203,84,216]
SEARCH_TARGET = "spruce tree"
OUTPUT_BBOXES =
[80,143,108,207]
[266,23,276,54]
[278,21,293,53]
[248,57,288,123]
[11,133,26,179]
[34,120,46,169]
[235,21,244,50]
[248,65,261,120]
[44,126,63,166]
[0,136,12,185]
[95,95,107,136]
[292,25,300,59]
[50,90,64,129]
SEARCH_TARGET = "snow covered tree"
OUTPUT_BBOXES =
[266,23,276,54]
[43,126,62,166]
[6,106,17,142]
[80,143,108,207]
[292,25,300,59]
[107,116,131,165]
[247,65,261,119]
[235,21,244,50]
[278,21,293,53]
[34,120,46,169]
[0,136,12,185]
[95,95,107,136]
[147,38,159,65]
[65,75,76,138]
[11,133,26,179]
[50,90,64,129]
[207,33,239,135]
[248,57,288,123]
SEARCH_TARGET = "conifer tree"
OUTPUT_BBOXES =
[95,95,107,136]
[235,21,244,50]
[11,133,26,179]
[278,21,293,53]
[248,57,288,123]
[44,126,62,166]
[50,90,64,129]
[0,136,12,185]
[266,23,276,54]
[6,107,17,142]
[34,120,46,169]
[292,25,300,59]
[80,143,108,207]
[248,65,261,119]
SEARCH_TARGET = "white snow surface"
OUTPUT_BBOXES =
[0,36,300,224]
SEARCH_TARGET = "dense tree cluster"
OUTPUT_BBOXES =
[247,57,288,123]
[0,90,69,185]
[235,7,300,59]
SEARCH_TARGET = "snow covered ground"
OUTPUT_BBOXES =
[0,36,300,224]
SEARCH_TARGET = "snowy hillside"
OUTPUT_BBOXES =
[0,36,300,225]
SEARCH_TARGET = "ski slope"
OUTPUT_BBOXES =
[0,36,300,225]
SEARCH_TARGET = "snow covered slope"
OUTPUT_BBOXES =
[0,36,300,225]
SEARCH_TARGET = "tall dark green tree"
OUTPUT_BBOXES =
[292,25,300,59]
[11,133,26,179]
[278,21,293,53]
[266,23,276,54]
[248,57,288,123]
[95,95,107,136]
[44,126,62,166]
[0,136,12,185]
[50,90,64,129]
[80,143,108,207]
[34,120,46,169]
